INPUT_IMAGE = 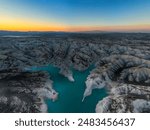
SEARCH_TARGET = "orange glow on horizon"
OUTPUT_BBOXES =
[1,24,150,32]
[0,16,150,32]
[0,15,67,31]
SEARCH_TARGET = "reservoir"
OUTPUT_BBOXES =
[30,65,107,113]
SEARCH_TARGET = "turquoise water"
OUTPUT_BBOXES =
[30,65,107,113]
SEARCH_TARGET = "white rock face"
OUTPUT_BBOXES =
[67,75,75,82]
[33,80,58,102]
[40,99,48,113]
[96,97,112,113]
[82,66,112,101]
[132,99,150,113]
[82,76,107,101]
[59,68,75,82]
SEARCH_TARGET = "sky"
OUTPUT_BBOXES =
[0,0,150,32]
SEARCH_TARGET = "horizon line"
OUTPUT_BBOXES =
[0,29,150,33]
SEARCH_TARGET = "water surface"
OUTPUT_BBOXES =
[31,65,107,113]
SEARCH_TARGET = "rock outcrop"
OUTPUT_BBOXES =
[0,69,57,112]
[84,55,150,112]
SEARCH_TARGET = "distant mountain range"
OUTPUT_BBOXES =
[0,30,71,37]
[77,30,108,33]
[0,30,149,36]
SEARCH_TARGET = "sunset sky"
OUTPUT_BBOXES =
[0,0,150,32]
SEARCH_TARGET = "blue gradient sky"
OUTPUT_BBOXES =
[0,0,150,31]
